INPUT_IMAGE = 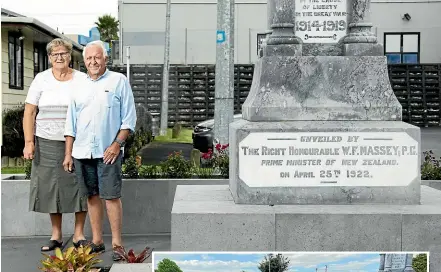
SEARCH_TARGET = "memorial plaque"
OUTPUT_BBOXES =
[238,132,419,187]
[391,254,406,269]
[294,0,347,43]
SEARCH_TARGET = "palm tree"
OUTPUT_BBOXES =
[95,14,119,45]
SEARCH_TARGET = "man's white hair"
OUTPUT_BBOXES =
[82,40,108,58]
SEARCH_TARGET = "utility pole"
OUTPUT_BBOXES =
[269,254,271,272]
[213,0,235,144]
[160,0,172,135]
[126,46,130,84]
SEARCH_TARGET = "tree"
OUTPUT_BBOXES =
[155,258,183,272]
[413,254,427,272]
[258,254,290,272]
[95,14,119,44]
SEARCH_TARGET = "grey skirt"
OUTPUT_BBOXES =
[29,136,88,213]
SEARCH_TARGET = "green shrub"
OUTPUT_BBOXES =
[160,151,192,178]
[2,106,25,158]
[122,156,139,179]
[421,150,441,180]
[413,253,427,272]
[139,165,161,179]
[193,167,215,179]
[124,129,152,160]
[25,160,32,179]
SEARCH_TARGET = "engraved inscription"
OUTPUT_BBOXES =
[295,0,348,43]
[238,132,419,187]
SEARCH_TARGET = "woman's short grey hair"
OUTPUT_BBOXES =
[82,40,108,58]
[46,38,73,56]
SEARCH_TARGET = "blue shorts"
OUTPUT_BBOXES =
[73,154,123,200]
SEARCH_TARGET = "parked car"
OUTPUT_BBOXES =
[192,114,243,153]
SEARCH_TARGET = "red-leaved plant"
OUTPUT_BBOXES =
[201,143,229,178]
[113,247,153,263]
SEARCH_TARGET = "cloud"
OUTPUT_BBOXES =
[174,259,259,272]
[327,257,379,271]
[283,253,370,268]
[153,253,194,268]
[201,254,214,260]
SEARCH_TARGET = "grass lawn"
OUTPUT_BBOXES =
[2,167,25,174]
[154,128,193,144]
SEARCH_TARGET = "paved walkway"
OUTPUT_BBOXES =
[1,234,170,272]
[139,142,193,165]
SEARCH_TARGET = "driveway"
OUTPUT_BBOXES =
[139,142,193,165]
[421,127,441,161]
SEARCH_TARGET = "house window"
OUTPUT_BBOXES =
[257,33,267,56]
[8,32,24,89]
[34,43,48,76]
[384,33,420,64]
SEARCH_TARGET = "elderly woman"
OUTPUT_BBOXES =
[23,38,89,251]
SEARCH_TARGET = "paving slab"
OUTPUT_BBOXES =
[1,234,170,272]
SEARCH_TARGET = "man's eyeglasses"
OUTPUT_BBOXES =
[50,52,70,59]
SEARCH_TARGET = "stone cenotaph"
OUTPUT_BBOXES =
[378,253,415,272]
[171,0,441,269]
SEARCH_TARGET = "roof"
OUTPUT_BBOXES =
[1,8,25,17]
[1,15,84,51]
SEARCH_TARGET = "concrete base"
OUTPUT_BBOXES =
[229,120,421,205]
[110,263,152,272]
[171,184,441,270]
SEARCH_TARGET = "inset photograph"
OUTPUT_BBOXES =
[153,252,428,272]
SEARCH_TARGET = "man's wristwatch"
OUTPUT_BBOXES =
[114,138,126,147]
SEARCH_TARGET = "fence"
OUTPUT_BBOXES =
[388,64,441,127]
[109,64,253,127]
[109,63,441,128]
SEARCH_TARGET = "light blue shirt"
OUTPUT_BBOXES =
[64,69,137,159]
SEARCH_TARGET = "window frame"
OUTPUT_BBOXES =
[384,32,420,64]
[8,32,24,90]
[33,42,49,76]
[256,33,267,56]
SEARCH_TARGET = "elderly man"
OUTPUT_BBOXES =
[63,40,136,260]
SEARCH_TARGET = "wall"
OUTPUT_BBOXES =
[119,0,267,64]
[372,1,441,64]
[119,0,441,64]
[1,28,34,110]
[1,177,228,237]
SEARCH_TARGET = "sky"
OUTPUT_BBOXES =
[2,0,118,35]
[153,252,383,272]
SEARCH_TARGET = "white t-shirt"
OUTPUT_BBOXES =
[25,69,87,141]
